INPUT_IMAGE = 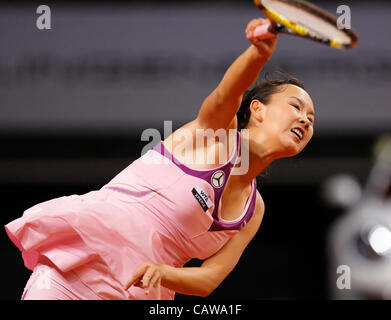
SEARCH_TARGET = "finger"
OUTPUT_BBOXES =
[253,35,277,47]
[247,18,268,34]
[248,19,272,39]
[146,272,161,295]
[156,278,161,300]
[124,264,148,290]
[253,40,276,56]
[133,279,143,288]
[247,18,267,30]
[263,36,278,48]
[141,266,156,291]
[246,20,258,36]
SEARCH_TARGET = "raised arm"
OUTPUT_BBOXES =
[195,18,278,131]
[125,192,265,298]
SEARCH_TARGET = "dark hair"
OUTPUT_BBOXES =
[237,71,305,130]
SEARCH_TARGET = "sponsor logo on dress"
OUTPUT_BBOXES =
[192,185,213,212]
[211,170,225,188]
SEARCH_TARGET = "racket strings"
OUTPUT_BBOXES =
[296,21,333,42]
[261,0,354,46]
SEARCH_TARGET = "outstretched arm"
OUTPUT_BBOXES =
[124,192,265,298]
[196,18,277,131]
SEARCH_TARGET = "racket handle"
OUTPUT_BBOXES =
[253,22,276,40]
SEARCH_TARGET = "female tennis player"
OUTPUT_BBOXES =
[5,18,314,300]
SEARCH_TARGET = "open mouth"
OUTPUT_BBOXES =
[291,128,304,141]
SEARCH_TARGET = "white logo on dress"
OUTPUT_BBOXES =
[211,170,225,188]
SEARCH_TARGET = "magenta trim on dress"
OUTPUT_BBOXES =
[152,130,257,231]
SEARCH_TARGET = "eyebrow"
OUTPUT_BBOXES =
[289,96,315,117]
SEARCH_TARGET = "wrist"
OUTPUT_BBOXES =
[249,44,270,64]
[250,44,271,63]
[158,263,171,285]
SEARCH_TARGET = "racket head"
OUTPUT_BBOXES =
[254,0,359,49]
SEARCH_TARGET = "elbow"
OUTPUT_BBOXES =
[214,87,240,108]
[190,286,212,298]
[198,282,219,298]
[187,283,216,298]
[198,288,212,298]
[213,87,225,106]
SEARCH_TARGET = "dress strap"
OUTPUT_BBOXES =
[208,178,258,232]
[152,130,241,184]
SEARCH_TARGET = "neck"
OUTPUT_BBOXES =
[230,128,280,190]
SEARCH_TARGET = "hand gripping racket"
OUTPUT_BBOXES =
[253,0,358,49]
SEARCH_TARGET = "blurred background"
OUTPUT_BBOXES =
[1,0,390,300]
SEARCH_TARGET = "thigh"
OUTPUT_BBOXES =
[22,264,77,300]
[22,262,103,300]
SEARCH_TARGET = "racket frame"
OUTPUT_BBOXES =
[254,0,358,49]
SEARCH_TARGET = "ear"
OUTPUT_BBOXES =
[249,99,266,122]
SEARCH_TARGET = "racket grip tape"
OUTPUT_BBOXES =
[253,22,276,40]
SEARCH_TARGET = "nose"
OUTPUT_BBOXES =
[299,117,310,128]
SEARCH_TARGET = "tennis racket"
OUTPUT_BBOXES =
[253,0,358,49]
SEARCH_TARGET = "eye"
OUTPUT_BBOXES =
[307,117,315,125]
[291,104,300,110]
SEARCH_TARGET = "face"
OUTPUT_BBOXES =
[250,84,315,158]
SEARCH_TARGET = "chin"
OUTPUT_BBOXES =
[284,149,300,158]
[279,140,302,158]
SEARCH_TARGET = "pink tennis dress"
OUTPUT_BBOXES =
[5,130,257,300]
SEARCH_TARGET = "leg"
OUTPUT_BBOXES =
[22,259,103,300]
[22,264,78,300]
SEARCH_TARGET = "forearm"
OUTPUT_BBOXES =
[216,45,270,102]
[160,264,220,297]
[196,20,276,129]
